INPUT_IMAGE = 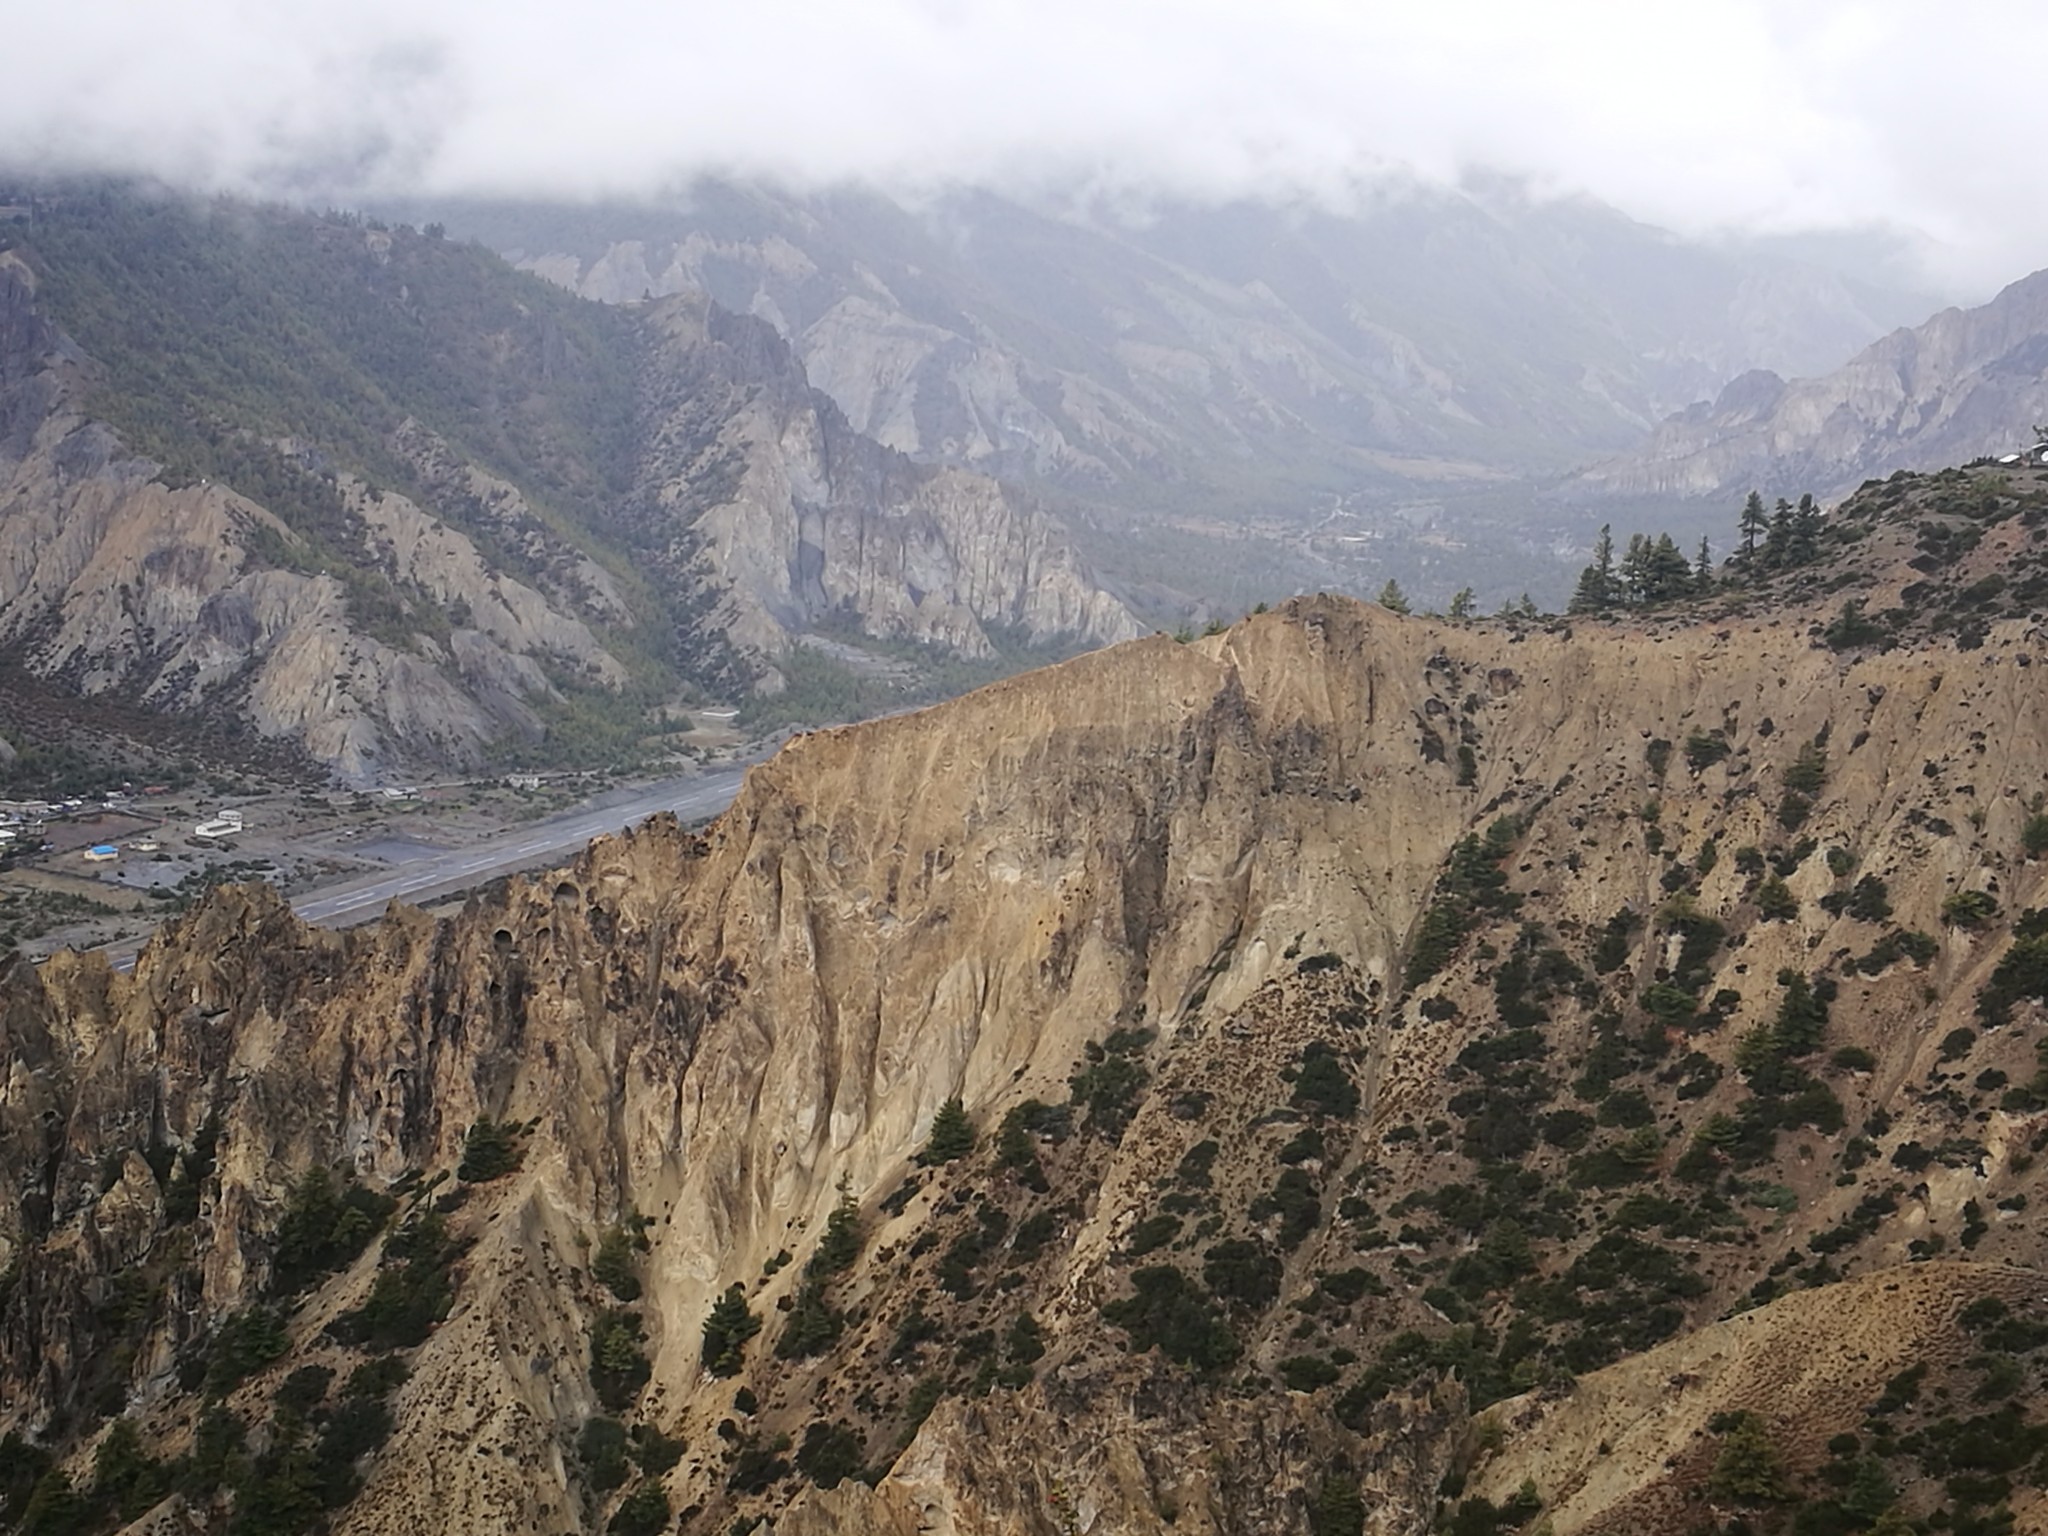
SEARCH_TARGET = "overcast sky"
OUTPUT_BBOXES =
[6,0,2042,294]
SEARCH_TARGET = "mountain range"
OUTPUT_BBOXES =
[8,464,2048,1534]
[428,181,1943,511]
[1576,269,2048,502]
[0,189,1134,782]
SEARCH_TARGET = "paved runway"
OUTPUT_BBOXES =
[95,764,752,970]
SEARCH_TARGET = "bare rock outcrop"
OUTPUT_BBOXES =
[9,587,2048,1532]
[1576,266,2048,500]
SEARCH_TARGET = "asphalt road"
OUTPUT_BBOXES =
[292,766,752,927]
[92,764,753,971]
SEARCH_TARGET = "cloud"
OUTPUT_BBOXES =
[5,0,2041,291]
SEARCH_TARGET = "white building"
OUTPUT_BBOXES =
[194,809,246,840]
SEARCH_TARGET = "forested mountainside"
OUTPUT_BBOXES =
[0,188,1133,781]
[8,462,2048,1535]
[422,181,1939,511]
[1576,268,2048,503]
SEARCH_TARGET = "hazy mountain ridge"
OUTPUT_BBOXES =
[446,181,1943,511]
[8,475,2048,1533]
[0,190,1134,778]
[1576,268,2048,501]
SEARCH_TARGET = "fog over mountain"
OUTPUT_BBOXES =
[4,1,2039,297]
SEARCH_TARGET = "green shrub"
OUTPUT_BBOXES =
[996,1100,1065,1191]
[701,1284,761,1377]
[1251,1168,1323,1250]
[270,1167,396,1294]
[590,1310,651,1409]
[1292,1042,1360,1119]
[92,1419,167,1521]
[1203,1238,1282,1310]
[1712,1417,1794,1507]
[593,1227,642,1302]
[274,1365,333,1419]
[1685,731,1732,771]
[1592,909,1642,973]
[775,1278,842,1360]
[579,1417,632,1493]
[726,1436,792,1494]
[1979,926,2048,1026]
[794,1420,866,1489]
[1310,1476,1366,1536]
[2023,813,2048,858]
[608,1481,670,1536]
[328,1211,457,1350]
[810,1189,864,1276]
[343,1356,408,1400]
[457,1119,523,1182]
[917,1097,976,1165]
[1010,1210,1059,1264]
[1757,878,1798,920]
[202,1307,290,1398]
[1177,1139,1221,1187]
[1784,739,1828,795]
[1942,889,2001,929]
[1127,1214,1182,1257]
[1277,1354,1341,1392]
[1069,1052,1150,1141]
[631,1424,683,1477]
[1100,1266,1240,1371]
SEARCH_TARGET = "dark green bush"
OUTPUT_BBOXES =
[702,1284,761,1376]
[1100,1266,1240,1371]
[270,1167,396,1294]
[575,1412,630,1497]
[794,1420,865,1489]
[917,1097,976,1165]
[1203,1238,1282,1310]
[1277,1354,1341,1392]
[1293,1042,1360,1119]
[457,1119,523,1183]
[593,1226,642,1302]
[590,1310,651,1409]
[608,1481,670,1536]
[203,1307,290,1399]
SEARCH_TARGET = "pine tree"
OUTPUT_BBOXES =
[1619,533,1695,606]
[1375,579,1411,615]
[1771,971,1828,1056]
[775,1277,843,1359]
[1789,492,1823,564]
[701,1283,762,1376]
[917,1097,975,1166]
[1763,498,1795,567]
[1695,535,1713,589]
[1737,490,1769,563]
[811,1185,864,1275]
[1447,587,1476,621]
[1568,525,1617,615]
[1842,1455,1897,1524]
[1708,1412,1792,1503]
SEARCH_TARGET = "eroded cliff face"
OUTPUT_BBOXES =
[636,299,1139,672]
[8,591,2048,1533]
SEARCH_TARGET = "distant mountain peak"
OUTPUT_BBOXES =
[1574,265,2048,501]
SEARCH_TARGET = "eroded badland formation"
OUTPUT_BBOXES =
[10,467,2048,1535]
